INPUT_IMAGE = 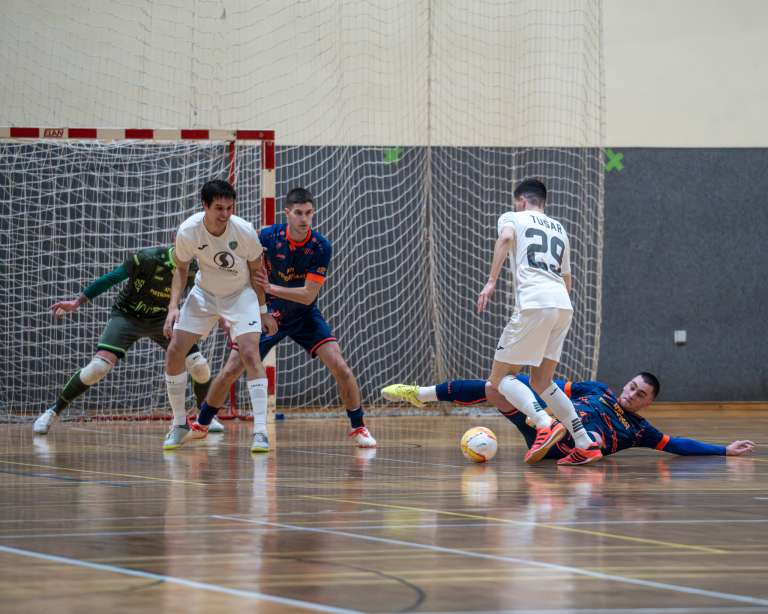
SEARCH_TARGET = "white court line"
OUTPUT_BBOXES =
[1,512,766,527]
[7,517,768,541]
[0,544,362,614]
[214,516,768,608]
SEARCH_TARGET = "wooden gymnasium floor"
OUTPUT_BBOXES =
[1,409,767,614]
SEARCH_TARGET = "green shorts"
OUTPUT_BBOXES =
[97,311,199,360]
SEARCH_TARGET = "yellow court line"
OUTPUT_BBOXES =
[0,459,207,487]
[303,495,727,554]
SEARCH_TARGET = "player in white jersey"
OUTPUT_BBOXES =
[476,179,602,466]
[162,180,278,453]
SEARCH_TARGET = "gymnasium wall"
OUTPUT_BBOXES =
[599,149,768,400]
[599,0,768,400]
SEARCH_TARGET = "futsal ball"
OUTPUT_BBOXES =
[460,426,498,463]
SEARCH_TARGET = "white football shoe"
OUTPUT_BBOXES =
[251,430,270,453]
[349,426,377,448]
[208,416,225,433]
[33,407,58,435]
[163,423,190,450]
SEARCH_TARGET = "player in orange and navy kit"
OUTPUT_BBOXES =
[211,187,377,447]
[382,373,755,460]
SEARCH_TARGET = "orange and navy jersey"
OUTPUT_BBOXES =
[259,224,331,319]
[561,379,666,455]
[518,375,667,456]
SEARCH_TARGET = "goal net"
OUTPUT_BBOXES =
[0,1,604,418]
[0,131,271,419]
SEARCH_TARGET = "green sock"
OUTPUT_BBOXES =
[56,370,90,414]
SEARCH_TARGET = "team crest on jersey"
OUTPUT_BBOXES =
[276,242,283,248]
[228,240,238,250]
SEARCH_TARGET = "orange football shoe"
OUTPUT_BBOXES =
[524,420,566,465]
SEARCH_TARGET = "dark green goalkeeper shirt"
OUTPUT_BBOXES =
[82,246,196,321]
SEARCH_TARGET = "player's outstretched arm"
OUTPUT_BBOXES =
[656,436,727,456]
[51,263,130,317]
[51,294,88,318]
[726,440,757,456]
[477,227,515,314]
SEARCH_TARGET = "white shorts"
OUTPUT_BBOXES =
[175,285,262,340]
[494,307,572,367]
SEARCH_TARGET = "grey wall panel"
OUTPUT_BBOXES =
[599,148,768,401]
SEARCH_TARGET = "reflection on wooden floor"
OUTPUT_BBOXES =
[1,410,767,613]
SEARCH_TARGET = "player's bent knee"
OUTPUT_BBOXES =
[185,351,211,383]
[80,356,114,385]
[238,346,263,370]
[328,359,352,380]
[220,360,245,384]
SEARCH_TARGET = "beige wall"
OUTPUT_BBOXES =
[0,0,603,146]
[3,1,764,146]
[605,0,768,146]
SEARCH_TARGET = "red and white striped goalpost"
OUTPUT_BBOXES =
[1,126,277,421]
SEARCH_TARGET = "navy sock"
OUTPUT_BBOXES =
[197,401,219,426]
[436,380,487,404]
[346,407,365,429]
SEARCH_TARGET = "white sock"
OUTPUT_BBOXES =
[247,378,269,432]
[417,386,438,402]
[542,382,592,448]
[498,376,552,429]
[165,371,188,426]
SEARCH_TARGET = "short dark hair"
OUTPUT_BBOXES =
[285,187,314,208]
[637,372,660,398]
[201,179,236,206]
[513,178,547,207]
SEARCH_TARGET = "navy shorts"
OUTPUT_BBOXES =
[231,306,336,359]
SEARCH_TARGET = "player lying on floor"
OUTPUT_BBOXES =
[382,373,755,465]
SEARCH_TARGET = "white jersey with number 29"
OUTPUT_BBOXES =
[497,210,572,311]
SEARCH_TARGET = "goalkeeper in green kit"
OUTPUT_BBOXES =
[34,245,224,441]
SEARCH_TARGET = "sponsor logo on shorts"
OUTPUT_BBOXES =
[198,244,208,250]
[248,321,257,326]
[496,345,504,350]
